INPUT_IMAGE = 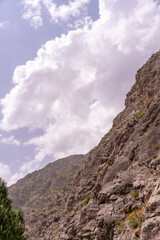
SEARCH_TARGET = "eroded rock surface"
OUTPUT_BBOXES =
[10,51,160,240]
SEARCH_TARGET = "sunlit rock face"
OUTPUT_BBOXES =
[10,51,160,240]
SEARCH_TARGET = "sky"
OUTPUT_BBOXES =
[0,0,160,186]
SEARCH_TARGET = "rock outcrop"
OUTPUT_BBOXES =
[10,51,160,240]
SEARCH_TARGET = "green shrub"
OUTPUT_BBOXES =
[129,217,138,229]
[131,191,139,198]
[98,171,103,178]
[117,221,125,232]
[83,195,91,206]
[117,127,123,132]
[137,68,141,73]
[151,144,159,149]
[138,112,145,118]
[66,206,72,212]
[0,178,26,240]
[133,112,145,118]
[81,195,91,207]
[63,184,67,192]
[128,211,142,230]
[109,229,113,238]
[80,203,84,208]
[54,227,62,236]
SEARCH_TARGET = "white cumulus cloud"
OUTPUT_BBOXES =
[0,135,20,146]
[42,0,91,23]
[22,0,91,28]
[1,0,160,181]
[22,0,43,29]
[0,163,12,184]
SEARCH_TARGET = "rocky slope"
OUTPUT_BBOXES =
[9,154,87,238]
[10,51,160,240]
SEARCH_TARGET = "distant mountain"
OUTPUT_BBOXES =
[10,51,160,240]
[9,154,87,237]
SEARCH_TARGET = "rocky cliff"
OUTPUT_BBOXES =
[9,154,87,238]
[10,51,160,240]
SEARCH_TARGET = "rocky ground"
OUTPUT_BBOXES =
[10,51,160,240]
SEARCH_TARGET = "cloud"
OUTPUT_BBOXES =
[42,0,91,23]
[0,23,4,28]
[1,0,160,181]
[0,135,20,146]
[0,21,8,29]
[22,0,43,29]
[0,162,11,184]
[68,16,93,29]
[22,0,91,28]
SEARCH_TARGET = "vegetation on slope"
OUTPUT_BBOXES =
[0,178,26,240]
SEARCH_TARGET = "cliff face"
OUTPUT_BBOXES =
[10,51,160,240]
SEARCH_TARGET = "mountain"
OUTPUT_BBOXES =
[9,154,87,237]
[10,51,160,240]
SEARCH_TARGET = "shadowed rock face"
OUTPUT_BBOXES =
[9,154,87,237]
[10,51,160,240]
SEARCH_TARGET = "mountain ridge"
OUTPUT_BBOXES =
[9,154,87,237]
[9,51,160,240]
